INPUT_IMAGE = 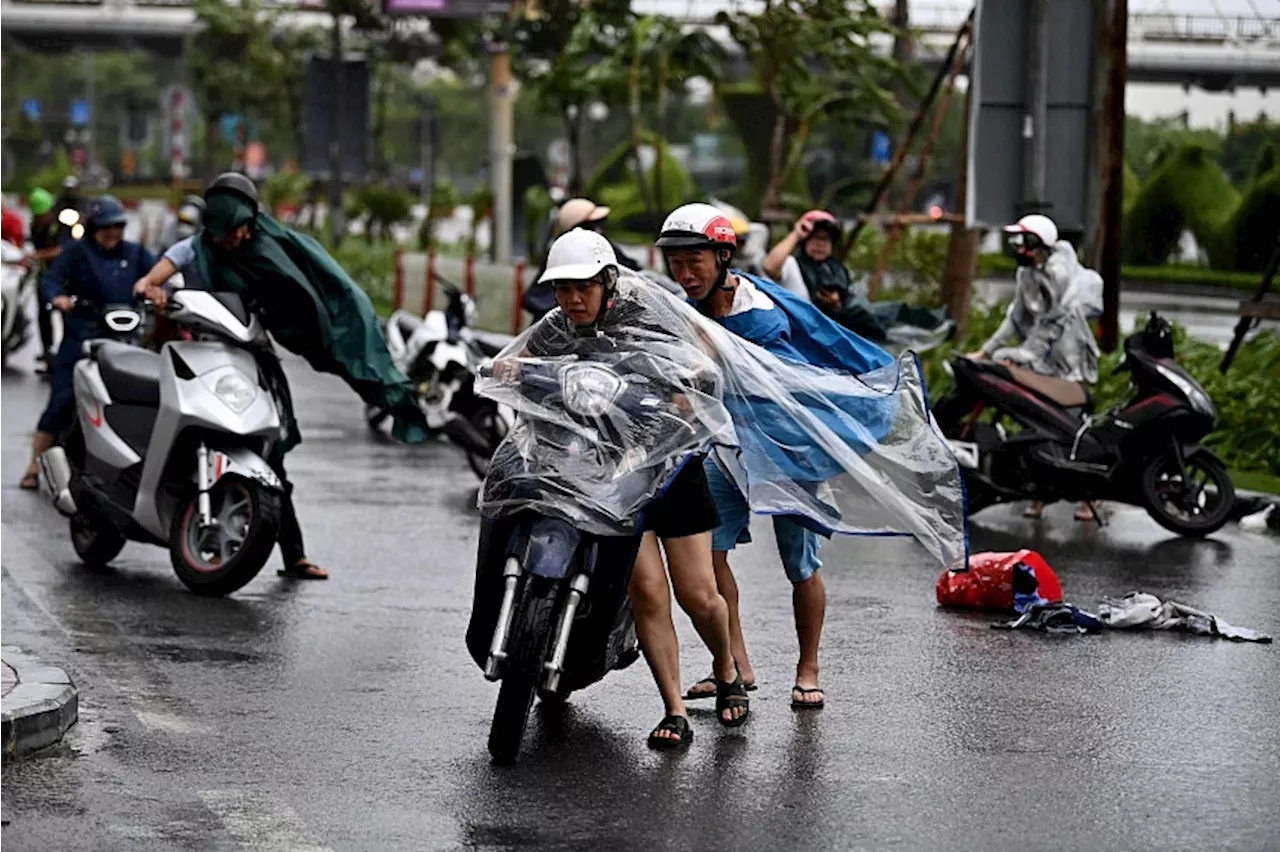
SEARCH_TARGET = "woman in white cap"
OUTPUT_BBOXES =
[522,197,642,321]
[970,213,1104,520]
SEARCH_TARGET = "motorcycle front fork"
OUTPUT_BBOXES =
[195,442,223,529]
[484,558,591,695]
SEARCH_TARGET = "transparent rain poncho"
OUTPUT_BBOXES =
[476,274,966,566]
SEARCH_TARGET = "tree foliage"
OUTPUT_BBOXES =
[715,0,904,216]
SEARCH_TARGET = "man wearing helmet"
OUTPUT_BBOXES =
[20,196,156,489]
[157,195,206,253]
[497,228,749,746]
[132,173,429,579]
[657,202,896,710]
[522,197,642,322]
[970,213,1103,520]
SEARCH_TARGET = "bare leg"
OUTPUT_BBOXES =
[686,551,756,698]
[628,533,687,743]
[663,532,743,724]
[791,572,826,706]
[22,431,55,487]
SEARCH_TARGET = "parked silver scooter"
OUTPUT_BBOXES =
[40,290,286,596]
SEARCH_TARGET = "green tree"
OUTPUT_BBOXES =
[716,0,903,217]
[187,0,283,178]
[511,0,632,192]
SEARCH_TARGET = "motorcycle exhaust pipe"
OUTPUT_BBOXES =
[38,447,78,517]
[543,573,591,694]
[484,557,524,681]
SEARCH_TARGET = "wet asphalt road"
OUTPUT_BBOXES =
[3,341,1279,852]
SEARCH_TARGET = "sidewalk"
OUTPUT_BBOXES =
[1,646,78,761]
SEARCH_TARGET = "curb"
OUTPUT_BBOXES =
[1,646,78,761]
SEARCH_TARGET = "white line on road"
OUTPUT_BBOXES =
[200,790,337,852]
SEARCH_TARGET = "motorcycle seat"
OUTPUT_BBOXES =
[1004,364,1093,412]
[95,341,161,406]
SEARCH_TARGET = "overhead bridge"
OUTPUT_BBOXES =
[3,0,1277,90]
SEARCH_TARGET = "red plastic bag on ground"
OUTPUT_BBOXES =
[935,550,1063,613]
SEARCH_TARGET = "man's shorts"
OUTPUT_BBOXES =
[703,458,823,584]
[644,455,720,540]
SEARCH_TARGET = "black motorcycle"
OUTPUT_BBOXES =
[467,355,717,763]
[933,313,1234,536]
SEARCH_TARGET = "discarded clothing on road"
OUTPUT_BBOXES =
[992,591,1271,643]
[1097,593,1272,643]
[993,602,1105,635]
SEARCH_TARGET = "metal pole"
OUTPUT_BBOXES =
[1097,0,1128,351]
[328,15,345,247]
[1023,0,1050,212]
[85,51,96,176]
[490,37,515,265]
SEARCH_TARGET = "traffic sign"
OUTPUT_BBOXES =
[70,100,91,127]
[869,131,892,166]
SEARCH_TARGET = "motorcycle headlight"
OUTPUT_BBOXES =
[202,368,258,414]
[561,364,624,418]
[1155,362,1215,418]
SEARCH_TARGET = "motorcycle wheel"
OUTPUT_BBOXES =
[488,578,558,764]
[70,512,127,566]
[467,407,508,480]
[169,477,281,596]
[1141,452,1235,537]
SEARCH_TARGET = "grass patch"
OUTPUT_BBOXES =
[1230,469,1280,497]
[977,253,1264,290]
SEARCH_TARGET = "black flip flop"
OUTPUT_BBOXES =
[791,686,825,710]
[647,714,693,750]
[19,471,39,491]
[684,675,757,701]
[716,676,750,728]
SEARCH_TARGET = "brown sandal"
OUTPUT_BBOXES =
[19,470,39,491]
[277,560,329,580]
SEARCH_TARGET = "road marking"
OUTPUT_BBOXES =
[200,790,336,852]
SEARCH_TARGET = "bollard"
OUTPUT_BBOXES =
[512,260,525,335]
[393,248,404,310]
[424,249,436,314]
[464,254,476,298]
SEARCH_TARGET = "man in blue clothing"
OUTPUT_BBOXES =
[20,196,155,489]
[656,202,898,711]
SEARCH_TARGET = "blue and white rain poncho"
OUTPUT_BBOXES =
[475,271,966,567]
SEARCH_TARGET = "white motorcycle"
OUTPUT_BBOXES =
[1,241,35,363]
[369,280,513,478]
[40,291,287,596]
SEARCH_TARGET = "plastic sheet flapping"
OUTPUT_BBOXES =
[476,274,966,566]
[474,276,736,536]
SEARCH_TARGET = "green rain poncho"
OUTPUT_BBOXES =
[193,191,426,451]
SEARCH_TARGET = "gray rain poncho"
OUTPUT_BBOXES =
[475,273,966,567]
[983,241,1104,383]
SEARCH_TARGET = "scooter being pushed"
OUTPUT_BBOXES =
[368,278,513,478]
[467,348,727,763]
[40,290,287,595]
[934,312,1234,537]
